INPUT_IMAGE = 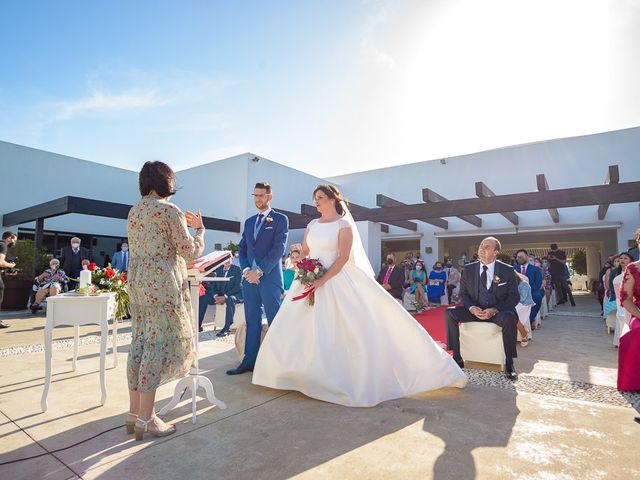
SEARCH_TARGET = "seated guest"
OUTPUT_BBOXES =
[198,258,242,336]
[283,244,302,292]
[376,252,405,301]
[408,259,428,313]
[31,258,68,313]
[445,236,520,380]
[515,249,543,327]
[515,272,534,346]
[445,260,461,304]
[112,242,130,272]
[426,261,447,306]
[603,255,620,320]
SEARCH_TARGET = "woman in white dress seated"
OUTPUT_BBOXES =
[252,184,466,407]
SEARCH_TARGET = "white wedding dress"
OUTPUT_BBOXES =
[252,217,467,407]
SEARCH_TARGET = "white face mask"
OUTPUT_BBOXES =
[71,243,80,249]
[415,265,422,271]
[122,247,129,252]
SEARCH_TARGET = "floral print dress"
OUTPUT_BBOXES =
[126,196,204,392]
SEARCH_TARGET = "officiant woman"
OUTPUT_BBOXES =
[125,161,205,440]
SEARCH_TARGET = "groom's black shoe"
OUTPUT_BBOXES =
[226,365,253,376]
[505,365,518,381]
[454,358,465,369]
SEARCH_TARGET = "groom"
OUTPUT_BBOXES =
[226,181,289,375]
[445,236,520,380]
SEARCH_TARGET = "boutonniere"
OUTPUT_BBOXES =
[493,275,501,284]
[265,216,274,224]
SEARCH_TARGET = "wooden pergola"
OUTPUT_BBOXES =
[288,164,639,231]
[2,196,241,269]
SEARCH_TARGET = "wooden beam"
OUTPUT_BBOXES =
[363,181,640,223]
[2,196,241,233]
[475,182,519,225]
[277,208,314,230]
[597,165,620,220]
[376,194,448,229]
[422,188,482,227]
[301,203,418,231]
[536,174,560,223]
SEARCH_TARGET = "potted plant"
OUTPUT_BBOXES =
[3,239,50,310]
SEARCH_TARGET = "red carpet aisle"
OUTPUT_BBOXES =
[412,306,449,346]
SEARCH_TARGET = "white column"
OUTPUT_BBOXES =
[586,246,601,282]
[355,221,382,272]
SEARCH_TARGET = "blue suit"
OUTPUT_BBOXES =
[198,264,243,331]
[516,263,544,323]
[112,250,129,272]
[237,209,289,368]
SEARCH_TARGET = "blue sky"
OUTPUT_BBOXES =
[1,0,639,176]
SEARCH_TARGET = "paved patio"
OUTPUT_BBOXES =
[0,294,638,479]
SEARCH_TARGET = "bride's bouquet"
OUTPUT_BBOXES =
[292,258,326,306]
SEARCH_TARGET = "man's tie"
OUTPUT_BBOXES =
[124,252,129,271]
[383,266,393,284]
[481,265,488,290]
[521,265,526,275]
[253,213,264,240]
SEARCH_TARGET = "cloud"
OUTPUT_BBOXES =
[51,88,170,121]
[360,0,397,68]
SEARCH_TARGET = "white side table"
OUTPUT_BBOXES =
[41,292,117,412]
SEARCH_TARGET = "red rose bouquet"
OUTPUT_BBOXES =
[292,258,327,306]
[82,263,130,319]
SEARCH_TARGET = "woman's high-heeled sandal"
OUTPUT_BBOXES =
[125,413,138,434]
[134,415,176,441]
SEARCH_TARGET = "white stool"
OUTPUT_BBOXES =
[403,291,416,311]
[539,295,549,318]
[202,301,246,330]
[614,309,631,346]
[605,311,617,334]
[515,303,532,339]
[460,322,506,369]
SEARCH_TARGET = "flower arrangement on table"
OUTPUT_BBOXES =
[82,262,130,319]
[292,258,326,306]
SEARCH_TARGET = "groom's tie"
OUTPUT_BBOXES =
[253,213,264,240]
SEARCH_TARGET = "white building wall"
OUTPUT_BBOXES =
[328,127,640,262]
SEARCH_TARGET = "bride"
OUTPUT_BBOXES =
[252,184,466,407]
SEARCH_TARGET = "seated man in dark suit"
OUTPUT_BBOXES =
[376,252,405,301]
[198,258,243,336]
[444,236,520,380]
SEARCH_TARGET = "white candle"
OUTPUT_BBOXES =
[80,269,92,289]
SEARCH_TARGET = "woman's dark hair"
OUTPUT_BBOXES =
[618,252,634,262]
[2,231,16,240]
[139,161,176,198]
[312,184,348,215]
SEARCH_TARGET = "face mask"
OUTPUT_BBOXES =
[542,261,548,266]
[386,258,394,265]
[415,265,422,271]
[445,263,452,268]
[434,266,442,271]
[72,243,80,249]
[122,247,129,252]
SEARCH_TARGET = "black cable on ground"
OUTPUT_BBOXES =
[0,391,292,467]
